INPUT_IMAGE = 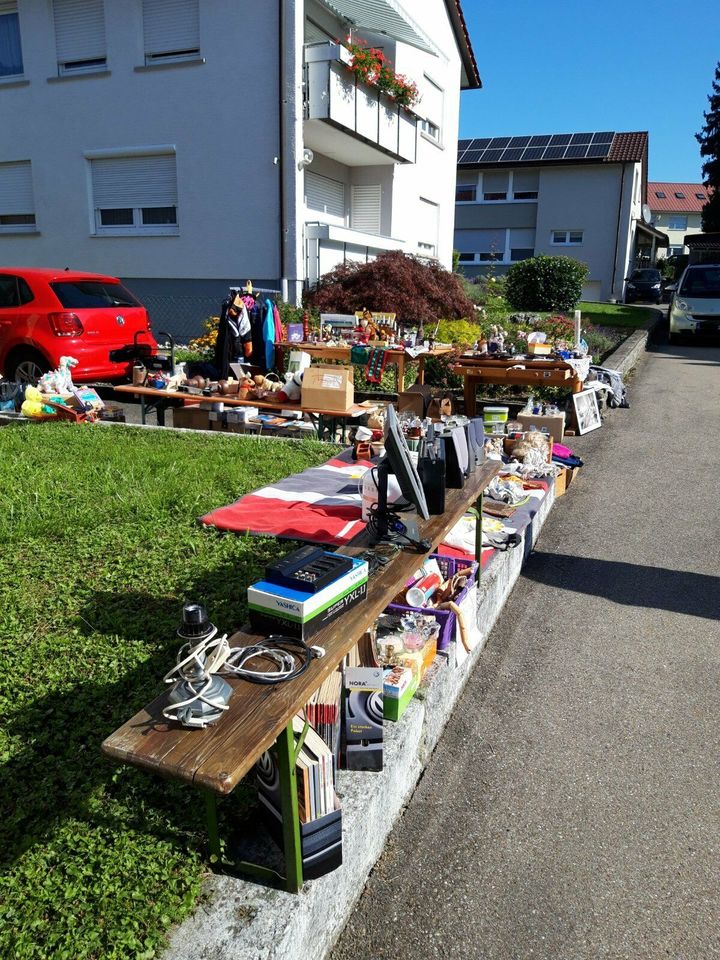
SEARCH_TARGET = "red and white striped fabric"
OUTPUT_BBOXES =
[201,455,373,545]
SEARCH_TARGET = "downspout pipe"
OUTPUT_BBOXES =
[610,163,626,301]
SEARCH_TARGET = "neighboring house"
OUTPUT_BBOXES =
[647,182,710,257]
[0,0,479,336]
[454,130,668,302]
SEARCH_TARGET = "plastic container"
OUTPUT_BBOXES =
[386,555,479,651]
[482,405,509,424]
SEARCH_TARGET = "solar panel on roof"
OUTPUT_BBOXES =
[473,138,492,149]
[549,134,572,146]
[591,131,614,143]
[489,136,511,149]
[522,147,545,160]
[529,135,551,147]
[459,150,482,163]
[586,144,609,158]
[500,148,524,161]
[543,146,566,160]
[509,136,531,148]
[458,140,473,150]
[565,144,589,159]
[481,149,504,162]
[570,133,593,145]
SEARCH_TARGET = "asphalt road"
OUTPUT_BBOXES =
[331,336,720,960]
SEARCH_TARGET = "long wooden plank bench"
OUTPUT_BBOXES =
[102,460,501,891]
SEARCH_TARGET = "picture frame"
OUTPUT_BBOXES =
[572,388,602,435]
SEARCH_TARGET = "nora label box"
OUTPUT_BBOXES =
[248,557,368,640]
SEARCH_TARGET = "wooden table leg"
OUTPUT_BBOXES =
[464,376,478,417]
[396,355,405,393]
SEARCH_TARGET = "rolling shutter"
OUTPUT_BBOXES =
[513,169,539,193]
[421,76,443,125]
[53,0,106,65]
[509,228,535,249]
[143,0,199,56]
[351,184,381,234]
[0,160,34,214]
[305,172,345,218]
[91,154,177,208]
[482,171,509,195]
[418,197,438,246]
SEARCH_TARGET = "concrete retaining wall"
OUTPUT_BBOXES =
[163,486,556,960]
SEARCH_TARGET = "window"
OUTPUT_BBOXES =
[482,171,508,202]
[552,230,583,245]
[674,191,685,199]
[420,76,443,145]
[89,151,178,235]
[143,0,200,64]
[512,169,539,201]
[654,191,666,199]
[0,160,36,231]
[51,280,140,308]
[418,197,439,256]
[455,183,476,202]
[668,246,683,257]
[53,0,106,75]
[351,184,381,235]
[667,215,687,231]
[511,248,534,261]
[305,172,345,220]
[0,1,23,77]
[456,228,504,263]
[0,274,33,306]
[509,228,534,261]
[457,252,476,263]
[695,192,706,200]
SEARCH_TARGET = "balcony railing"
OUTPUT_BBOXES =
[304,42,418,165]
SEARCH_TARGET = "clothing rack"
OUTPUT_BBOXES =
[229,285,282,298]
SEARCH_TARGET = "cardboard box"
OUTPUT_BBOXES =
[383,666,417,722]
[301,365,354,413]
[517,412,565,443]
[397,390,425,417]
[554,465,579,497]
[172,406,211,431]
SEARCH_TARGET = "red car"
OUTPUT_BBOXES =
[0,267,158,383]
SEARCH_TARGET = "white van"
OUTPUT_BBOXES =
[669,264,720,343]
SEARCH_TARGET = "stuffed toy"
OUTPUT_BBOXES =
[253,374,283,393]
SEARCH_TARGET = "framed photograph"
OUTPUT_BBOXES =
[572,388,602,435]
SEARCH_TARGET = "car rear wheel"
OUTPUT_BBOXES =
[6,350,50,384]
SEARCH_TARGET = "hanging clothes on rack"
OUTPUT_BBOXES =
[263,298,276,371]
[214,293,252,380]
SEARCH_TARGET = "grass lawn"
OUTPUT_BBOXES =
[0,423,337,960]
[577,301,658,329]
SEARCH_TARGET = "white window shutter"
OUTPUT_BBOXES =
[513,169,539,192]
[421,76,443,124]
[91,154,177,208]
[53,0,106,64]
[0,161,34,214]
[143,0,200,56]
[351,184,381,234]
[418,197,438,249]
[305,172,345,218]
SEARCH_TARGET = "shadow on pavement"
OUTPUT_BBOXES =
[523,552,720,620]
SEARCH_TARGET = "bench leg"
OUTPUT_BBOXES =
[205,791,221,861]
[474,493,484,568]
[276,720,304,894]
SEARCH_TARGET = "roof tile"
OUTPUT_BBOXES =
[605,132,647,163]
[647,181,710,213]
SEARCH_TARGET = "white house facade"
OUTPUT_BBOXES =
[0,0,479,335]
[455,131,667,302]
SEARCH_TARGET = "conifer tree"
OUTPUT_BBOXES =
[696,61,720,232]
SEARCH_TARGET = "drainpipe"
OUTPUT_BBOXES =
[610,162,626,302]
[279,0,303,303]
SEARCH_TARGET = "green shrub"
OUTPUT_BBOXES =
[505,255,588,311]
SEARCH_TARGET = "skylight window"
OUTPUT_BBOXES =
[696,192,705,200]
[674,192,685,199]
[655,191,666,198]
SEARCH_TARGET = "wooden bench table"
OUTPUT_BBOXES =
[102,460,501,891]
[275,342,454,393]
[114,384,375,440]
[452,355,585,417]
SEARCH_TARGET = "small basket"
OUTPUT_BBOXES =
[385,554,478,651]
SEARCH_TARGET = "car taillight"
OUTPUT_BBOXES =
[49,312,84,337]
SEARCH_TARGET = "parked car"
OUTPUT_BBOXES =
[0,267,158,383]
[624,268,663,304]
[668,264,720,343]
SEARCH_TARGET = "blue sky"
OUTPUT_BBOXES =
[459,0,718,183]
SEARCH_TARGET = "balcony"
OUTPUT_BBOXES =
[304,42,418,166]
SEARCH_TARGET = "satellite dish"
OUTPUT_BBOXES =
[642,203,652,224]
